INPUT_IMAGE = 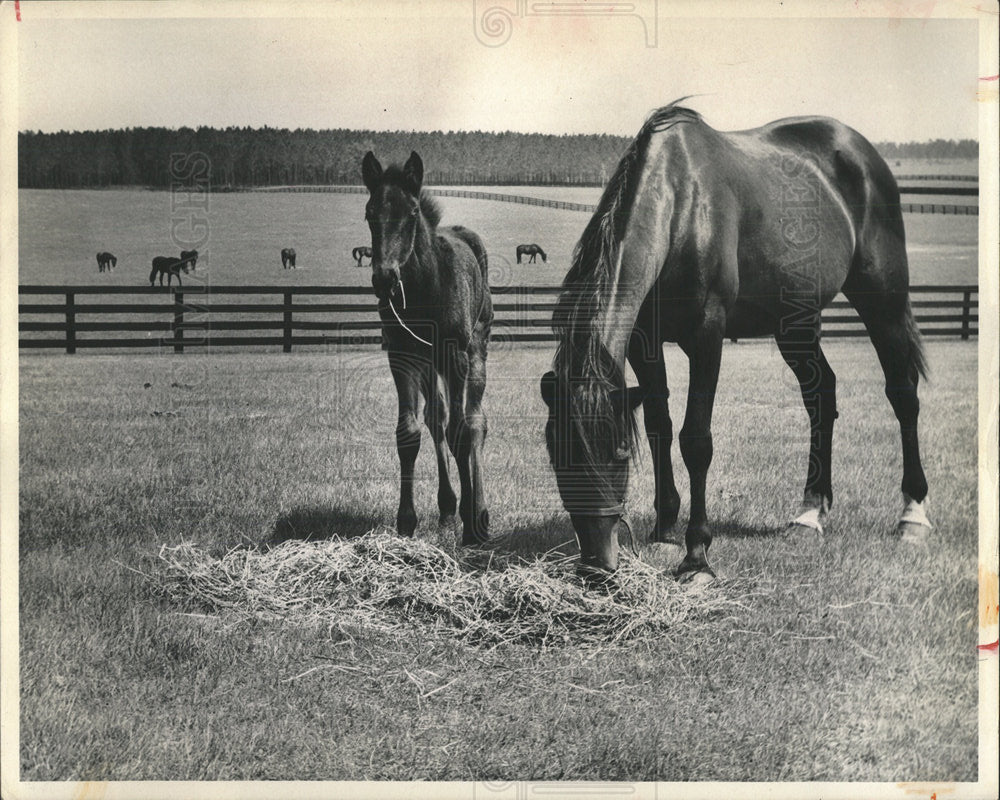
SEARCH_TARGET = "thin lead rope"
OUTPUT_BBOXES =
[619,512,639,558]
[388,279,433,348]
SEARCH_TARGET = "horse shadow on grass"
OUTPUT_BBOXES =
[711,518,785,540]
[266,505,386,549]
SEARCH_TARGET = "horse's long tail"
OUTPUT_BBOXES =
[905,300,929,381]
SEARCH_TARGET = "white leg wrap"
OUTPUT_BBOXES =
[899,494,932,529]
[790,506,825,533]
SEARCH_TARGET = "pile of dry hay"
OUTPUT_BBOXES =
[146,531,741,647]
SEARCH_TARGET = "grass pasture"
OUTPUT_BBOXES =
[18,339,979,782]
[18,177,979,290]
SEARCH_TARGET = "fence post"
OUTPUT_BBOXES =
[65,292,76,354]
[961,290,971,340]
[173,291,184,354]
[283,291,293,353]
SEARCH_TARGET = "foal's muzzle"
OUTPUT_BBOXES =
[372,267,399,303]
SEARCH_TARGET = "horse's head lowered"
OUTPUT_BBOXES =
[361,150,424,302]
[541,369,645,581]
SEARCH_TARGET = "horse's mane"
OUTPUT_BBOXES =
[551,101,700,467]
[381,165,443,229]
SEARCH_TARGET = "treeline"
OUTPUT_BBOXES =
[17,127,631,189]
[876,138,979,160]
[17,126,979,189]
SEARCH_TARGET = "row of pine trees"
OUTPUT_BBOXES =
[17,126,978,190]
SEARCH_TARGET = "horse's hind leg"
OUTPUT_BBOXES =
[845,287,931,539]
[388,351,425,536]
[775,324,838,535]
[423,369,457,525]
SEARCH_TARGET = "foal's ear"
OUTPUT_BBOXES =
[540,371,557,409]
[611,385,646,413]
[361,151,382,191]
[404,151,424,191]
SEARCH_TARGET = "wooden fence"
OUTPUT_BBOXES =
[19,284,978,353]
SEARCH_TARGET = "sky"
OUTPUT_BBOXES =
[15,1,982,143]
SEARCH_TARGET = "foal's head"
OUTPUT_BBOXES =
[361,151,426,302]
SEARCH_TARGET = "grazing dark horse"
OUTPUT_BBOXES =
[516,244,547,264]
[96,252,117,272]
[149,252,197,286]
[281,248,297,269]
[541,102,932,584]
[353,246,373,267]
[362,150,493,545]
[180,250,199,271]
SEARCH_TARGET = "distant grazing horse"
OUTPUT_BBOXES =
[281,248,297,269]
[180,250,199,271]
[352,246,372,267]
[149,251,198,286]
[96,252,117,272]
[516,244,547,264]
[541,102,932,585]
[362,150,493,545]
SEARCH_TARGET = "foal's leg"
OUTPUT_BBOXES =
[775,326,838,535]
[445,348,490,545]
[423,369,457,525]
[626,329,682,547]
[463,346,490,543]
[676,306,726,581]
[388,351,424,536]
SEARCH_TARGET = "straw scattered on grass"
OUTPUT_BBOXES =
[144,531,746,648]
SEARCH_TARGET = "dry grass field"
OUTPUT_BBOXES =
[18,338,979,781]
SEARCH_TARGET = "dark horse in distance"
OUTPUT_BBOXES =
[541,102,932,584]
[362,150,493,545]
[516,244,547,264]
[149,250,198,286]
[352,246,373,267]
[281,248,297,269]
[96,252,117,272]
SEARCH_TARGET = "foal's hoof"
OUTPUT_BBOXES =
[897,520,932,545]
[461,509,490,546]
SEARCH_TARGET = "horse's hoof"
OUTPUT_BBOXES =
[438,513,457,528]
[644,541,685,569]
[576,563,619,592]
[461,533,490,547]
[898,495,932,543]
[677,570,715,589]
[897,520,932,544]
[785,522,824,539]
